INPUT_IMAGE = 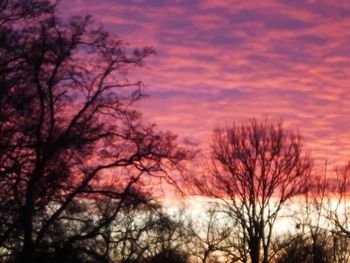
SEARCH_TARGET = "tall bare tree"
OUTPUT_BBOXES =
[0,1,190,262]
[196,118,312,263]
[314,163,350,262]
[326,164,350,236]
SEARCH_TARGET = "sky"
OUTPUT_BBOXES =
[60,0,350,170]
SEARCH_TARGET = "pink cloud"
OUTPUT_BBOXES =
[60,0,350,170]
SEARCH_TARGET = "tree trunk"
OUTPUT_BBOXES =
[18,203,34,263]
[262,246,269,263]
[249,236,261,263]
[18,169,39,263]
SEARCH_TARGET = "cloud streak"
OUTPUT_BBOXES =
[61,0,350,169]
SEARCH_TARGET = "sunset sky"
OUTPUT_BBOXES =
[60,0,350,169]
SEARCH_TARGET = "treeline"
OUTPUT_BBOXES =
[0,1,349,263]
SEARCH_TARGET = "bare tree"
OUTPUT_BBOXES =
[327,164,350,236]
[96,200,190,263]
[285,161,350,263]
[314,163,350,262]
[0,1,190,262]
[196,118,312,263]
[185,204,243,263]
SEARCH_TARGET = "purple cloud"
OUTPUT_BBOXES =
[60,0,350,169]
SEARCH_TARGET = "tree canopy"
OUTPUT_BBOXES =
[0,1,190,262]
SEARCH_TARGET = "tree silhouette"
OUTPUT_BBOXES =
[186,205,242,263]
[0,1,190,262]
[274,233,332,263]
[310,163,350,263]
[196,118,312,263]
[146,248,189,263]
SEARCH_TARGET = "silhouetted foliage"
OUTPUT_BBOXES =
[275,234,332,263]
[186,205,243,263]
[120,248,188,263]
[146,248,189,263]
[0,1,190,262]
[196,118,313,263]
[303,162,350,263]
[109,205,191,263]
[324,164,350,237]
[3,2,350,263]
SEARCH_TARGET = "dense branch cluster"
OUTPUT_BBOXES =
[1,1,350,263]
[195,119,312,263]
[0,1,190,262]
